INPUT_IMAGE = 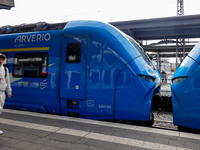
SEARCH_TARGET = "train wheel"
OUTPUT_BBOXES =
[146,113,154,127]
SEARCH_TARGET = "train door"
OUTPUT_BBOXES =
[60,36,87,116]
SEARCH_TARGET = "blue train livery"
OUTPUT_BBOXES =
[0,20,161,123]
[171,41,200,130]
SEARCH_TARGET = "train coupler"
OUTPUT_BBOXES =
[152,93,172,112]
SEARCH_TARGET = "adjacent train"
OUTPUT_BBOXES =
[171,42,200,130]
[0,20,161,124]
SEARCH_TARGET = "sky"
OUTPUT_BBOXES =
[1,0,200,64]
[1,0,200,26]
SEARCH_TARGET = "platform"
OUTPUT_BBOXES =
[0,109,200,150]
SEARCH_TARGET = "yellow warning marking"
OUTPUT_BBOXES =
[0,47,49,52]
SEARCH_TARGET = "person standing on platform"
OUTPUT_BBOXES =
[0,53,12,135]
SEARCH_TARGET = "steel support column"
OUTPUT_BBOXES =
[157,50,161,72]
[176,38,185,69]
[177,0,184,16]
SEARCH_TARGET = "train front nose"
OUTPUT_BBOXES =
[114,56,160,122]
[171,56,200,130]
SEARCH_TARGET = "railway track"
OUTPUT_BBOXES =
[152,111,178,130]
[110,110,178,131]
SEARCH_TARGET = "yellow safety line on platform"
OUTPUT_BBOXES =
[0,47,49,52]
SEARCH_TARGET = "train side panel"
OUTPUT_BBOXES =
[2,30,62,114]
[61,20,141,120]
[1,20,160,123]
[61,20,159,121]
[85,32,125,119]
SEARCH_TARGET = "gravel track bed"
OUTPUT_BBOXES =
[153,111,178,130]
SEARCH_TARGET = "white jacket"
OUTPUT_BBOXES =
[0,54,12,95]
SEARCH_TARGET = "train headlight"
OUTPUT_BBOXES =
[172,77,188,84]
[137,75,155,83]
[71,101,78,106]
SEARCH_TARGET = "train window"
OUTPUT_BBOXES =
[13,53,48,78]
[66,43,81,63]
[125,35,150,64]
[1,53,8,67]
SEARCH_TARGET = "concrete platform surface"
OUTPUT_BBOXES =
[0,109,200,150]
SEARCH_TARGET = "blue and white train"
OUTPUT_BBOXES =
[0,20,161,124]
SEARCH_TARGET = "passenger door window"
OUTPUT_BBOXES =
[66,43,81,63]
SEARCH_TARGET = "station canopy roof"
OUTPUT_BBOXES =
[0,0,14,10]
[110,14,200,40]
[110,14,200,56]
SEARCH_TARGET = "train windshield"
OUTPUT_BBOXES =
[125,35,152,66]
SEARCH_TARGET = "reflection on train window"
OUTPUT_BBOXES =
[13,53,48,78]
[113,69,120,85]
[125,74,132,86]
[66,43,81,63]
[194,76,200,88]
[91,71,99,85]
[2,53,8,67]
[116,73,133,87]
[117,73,124,86]
[104,71,111,85]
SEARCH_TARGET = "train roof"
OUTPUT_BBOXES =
[0,22,68,34]
[0,20,121,37]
